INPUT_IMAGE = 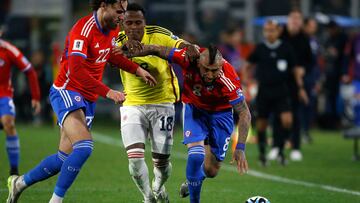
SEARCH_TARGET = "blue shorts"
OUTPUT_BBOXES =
[183,103,234,161]
[0,97,16,117]
[50,86,96,128]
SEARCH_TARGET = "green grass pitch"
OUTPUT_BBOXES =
[0,122,359,203]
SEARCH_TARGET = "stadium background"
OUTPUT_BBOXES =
[0,0,359,202]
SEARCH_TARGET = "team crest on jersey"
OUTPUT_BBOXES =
[73,40,84,51]
[74,96,81,102]
[185,131,191,137]
[236,89,243,98]
[111,37,116,47]
[0,58,5,67]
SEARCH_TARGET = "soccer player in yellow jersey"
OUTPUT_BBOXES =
[115,3,196,203]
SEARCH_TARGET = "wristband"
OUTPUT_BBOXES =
[236,143,246,151]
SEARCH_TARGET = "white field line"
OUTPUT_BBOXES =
[92,132,360,197]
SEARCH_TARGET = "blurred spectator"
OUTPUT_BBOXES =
[342,32,360,126]
[198,8,227,44]
[31,50,52,124]
[218,27,243,74]
[276,9,312,161]
[180,32,199,46]
[322,20,348,128]
[301,17,321,143]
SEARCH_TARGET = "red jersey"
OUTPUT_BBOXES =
[54,12,138,102]
[0,39,40,100]
[170,48,244,111]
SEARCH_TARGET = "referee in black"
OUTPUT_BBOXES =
[244,20,296,166]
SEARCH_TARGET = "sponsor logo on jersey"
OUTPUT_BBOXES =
[73,40,84,51]
[0,58,5,67]
[95,43,100,48]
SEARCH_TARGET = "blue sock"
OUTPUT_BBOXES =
[186,145,205,203]
[24,151,68,186]
[6,136,20,170]
[54,140,93,197]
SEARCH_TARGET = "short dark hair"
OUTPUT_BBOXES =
[208,44,219,65]
[126,3,146,15]
[90,0,127,11]
[288,8,302,16]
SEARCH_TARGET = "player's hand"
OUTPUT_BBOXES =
[298,88,309,105]
[136,67,157,86]
[106,89,126,104]
[185,44,200,62]
[119,40,144,57]
[231,149,248,175]
[31,100,41,115]
[112,46,124,56]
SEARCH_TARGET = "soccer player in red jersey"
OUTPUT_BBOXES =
[6,1,156,203]
[0,36,41,176]
[121,44,251,203]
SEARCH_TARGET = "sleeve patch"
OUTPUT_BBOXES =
[73,40,84,51]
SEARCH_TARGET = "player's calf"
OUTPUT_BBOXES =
[186,145,206,203]
[51,140,93,201]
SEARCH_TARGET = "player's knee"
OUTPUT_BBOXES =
[153,158,172,178]
[3,119,15,133]
[203,167,219,178]
[152,153,170,168]
[153,158,169,168]
[127,148,145,173]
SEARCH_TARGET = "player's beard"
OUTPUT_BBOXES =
[107,20,118,30]
[104,14,119,30]
[202,76,215,86]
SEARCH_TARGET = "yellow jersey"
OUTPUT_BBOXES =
[116,25,184,106]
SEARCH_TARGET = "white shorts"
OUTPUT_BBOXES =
[120,103,175,154]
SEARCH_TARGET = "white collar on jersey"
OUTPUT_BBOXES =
[263,39,282,49]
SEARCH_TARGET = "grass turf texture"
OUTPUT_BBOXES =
[0,123,359,203]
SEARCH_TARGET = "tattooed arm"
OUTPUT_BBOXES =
[232,99,251,174]
[234,99,251,145]
[121,44,173,60]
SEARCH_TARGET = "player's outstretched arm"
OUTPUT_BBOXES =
[114,44,171,60]
[231,100,251,174]
[106,89,126,104]
[108,52,157,86]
